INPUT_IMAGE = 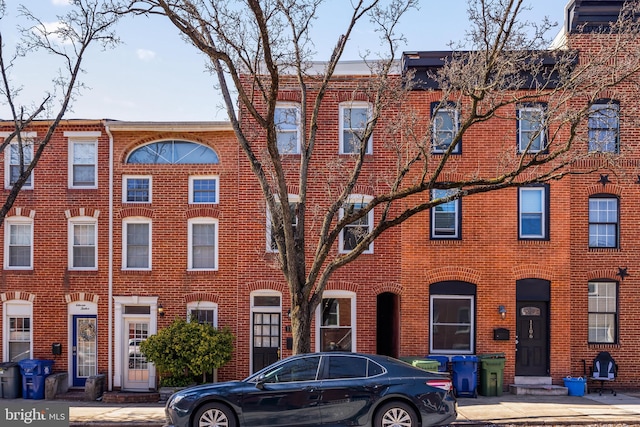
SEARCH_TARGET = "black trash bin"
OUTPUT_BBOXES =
[0,362,21,398]
[18,359,54,400]
[451,355,478,398]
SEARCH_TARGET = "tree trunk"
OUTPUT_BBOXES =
[290,297,314,354]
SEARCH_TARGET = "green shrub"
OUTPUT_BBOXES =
[140,318,234,384]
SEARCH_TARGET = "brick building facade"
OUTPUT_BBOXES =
[1,0,639,392]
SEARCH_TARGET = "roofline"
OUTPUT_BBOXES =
[0,119,104,127]
[0,119,235,132]
[103,120,234,132]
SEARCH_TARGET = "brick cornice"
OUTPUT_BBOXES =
[7,207,36,219]
[243,280,287,293]
[511,264,555,282]
[65,208,100,219]
[184,292,220,304]
[64,292,99,304]
[186,207,219,219]
[371,282,403,296]
[118,207,154,219]
[1,291,36,302]
[586,269,620,281]
[423,266,481,285]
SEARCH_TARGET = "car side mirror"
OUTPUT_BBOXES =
[255,374,266,390]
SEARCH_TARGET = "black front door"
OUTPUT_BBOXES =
[515,301,549,376]
[252,312,281,373]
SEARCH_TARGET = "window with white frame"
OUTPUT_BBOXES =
[275,103,301,154]
[4,217,33,269]
[317,291,355,352]
[189,176,219,204]
[518,186,548,239]
[431,189,460,239]
[517,104,546,153]
[69,139,97,188]
[188,218,217,270]
[69,217,97,270]
[187,301,218,327]
[123,176,151,203]
[266,195,299,253]
[123,218,151,270]
[430,295,474,354]
[340,195,373,254]
[588,101,619,153]
[126,140,219,164]
[4,135,35,189]
[3,300,32,362]
[432,102,460,154]
[588,281,617,343]
[340,102,372,154]
[589,195,619,248]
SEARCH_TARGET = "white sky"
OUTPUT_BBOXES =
[1,0,568,122]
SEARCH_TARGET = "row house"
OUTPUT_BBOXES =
[1,0,639,392]
[0,120,241,391]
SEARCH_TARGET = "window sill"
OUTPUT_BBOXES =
[588,247,621,252]
[120,269,153,275]
[588,343,620,349]
[338,152,373,157]
[429,238,462,244]
[518,239,550,245]
[122,202,153,206]
[67,269,99,275]
[69,186,98,191]
[186,269,218,275]
[2,268,33,274]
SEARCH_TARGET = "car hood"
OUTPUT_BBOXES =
[174,380,248,397]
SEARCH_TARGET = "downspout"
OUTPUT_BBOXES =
[105,122,114,391]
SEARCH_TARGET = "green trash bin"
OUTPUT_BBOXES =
[399,357,440,372]
[412,359,440,372]
[479,353,505,396]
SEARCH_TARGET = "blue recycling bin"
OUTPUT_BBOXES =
[18,359,54,400]
[427,355,450,372]
[451,355,478,398]
[563,376,586,396]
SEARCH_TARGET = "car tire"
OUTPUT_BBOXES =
[374,401,418,427]
[192,402,237,427]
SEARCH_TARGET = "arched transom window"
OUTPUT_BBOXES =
[127,140,219,164]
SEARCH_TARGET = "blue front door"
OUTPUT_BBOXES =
[72,315,97,387]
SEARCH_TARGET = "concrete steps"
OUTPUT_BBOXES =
[509,376,569,396]
[509,383,568,395]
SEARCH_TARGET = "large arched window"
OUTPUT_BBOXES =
[126,140,219,164]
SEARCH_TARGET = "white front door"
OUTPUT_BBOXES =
[123,319,149,390]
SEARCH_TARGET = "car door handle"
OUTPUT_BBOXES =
[305,387,320,400]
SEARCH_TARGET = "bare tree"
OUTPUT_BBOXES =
[126,0,640,354]
[0,0,120,223]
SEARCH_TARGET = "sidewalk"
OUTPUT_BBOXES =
[4,391,640,426]
[454,392,640,425]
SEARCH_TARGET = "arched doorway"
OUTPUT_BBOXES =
[376,292,399,357]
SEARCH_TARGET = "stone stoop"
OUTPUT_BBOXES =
[509,376,569,396]
[509,383,569,395]
[102,391,161,403]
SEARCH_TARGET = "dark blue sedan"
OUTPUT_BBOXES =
[164,352,457,427]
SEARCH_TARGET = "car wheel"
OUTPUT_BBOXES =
[374,401,418,427]
[193,402,236,427]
